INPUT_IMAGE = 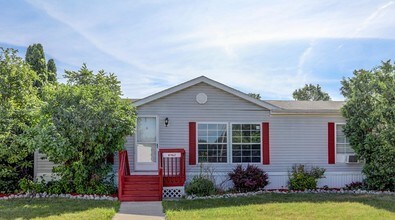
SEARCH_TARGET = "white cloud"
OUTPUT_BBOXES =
[353,1,395,37]
[1,0,394,99]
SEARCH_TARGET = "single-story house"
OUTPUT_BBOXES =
[35,76,363,201]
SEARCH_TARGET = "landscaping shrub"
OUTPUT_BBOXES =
[186,176,216,196]
[341,61,395,190]
[288,164,325,190]
[228,164,269,192]
[18,177,116,195]
[0,48,40,193]
[26,64,136,195]
[18,178,46,193]
[46,180,68,194]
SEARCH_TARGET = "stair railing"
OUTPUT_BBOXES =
[158,149,186,187]
[118,150,130,201]
[158,167,163,200]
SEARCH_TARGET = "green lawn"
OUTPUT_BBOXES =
[0,198,120,220]
[163,193,395,220]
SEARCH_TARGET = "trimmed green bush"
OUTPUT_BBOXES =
[288,164,325,190]
[186,176,216,196]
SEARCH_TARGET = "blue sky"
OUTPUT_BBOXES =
[1,0,395,100]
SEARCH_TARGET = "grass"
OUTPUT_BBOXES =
[163,193,395,220]
[0,198,120,220]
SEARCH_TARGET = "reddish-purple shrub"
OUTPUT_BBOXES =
[345,181,366,190]
[228,164,269,192]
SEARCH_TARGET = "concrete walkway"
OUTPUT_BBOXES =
[112,202,165,220]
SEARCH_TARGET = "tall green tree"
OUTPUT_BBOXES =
[0,48,41,192]
[47,58,57,83]
[341,60,395,190]
[248,93,261,99]
[25,44,47,85]
[292,84,331,101]
[29,64,136,194]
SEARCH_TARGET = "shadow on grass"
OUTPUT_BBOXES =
[0,198,120,220]
[163,193,395,213]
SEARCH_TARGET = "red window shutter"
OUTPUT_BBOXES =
[328,122,335,164]
[262,122,270,164]
[189,122,197,165]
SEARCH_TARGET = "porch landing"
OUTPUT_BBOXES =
[130,171,158,175]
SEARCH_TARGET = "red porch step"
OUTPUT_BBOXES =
[119,175,162,201]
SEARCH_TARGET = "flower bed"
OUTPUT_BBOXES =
[186,188,395,200]
[0,192,117,201]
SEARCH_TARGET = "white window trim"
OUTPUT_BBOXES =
[230,122,262,164]
[335,123,354,164]
[196,122,229,164]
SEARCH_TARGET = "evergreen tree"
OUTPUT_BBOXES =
[25,43,58,85]
[47,58,57,82]
[25,44,47,84]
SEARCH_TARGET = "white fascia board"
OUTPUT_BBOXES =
[134,76,279,110]
[133,76,203,107]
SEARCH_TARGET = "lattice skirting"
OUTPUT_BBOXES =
[163,186,185,198]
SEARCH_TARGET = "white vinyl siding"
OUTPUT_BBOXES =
[34,152,56,180]
[121,82,363,188]
[231,123,261,163]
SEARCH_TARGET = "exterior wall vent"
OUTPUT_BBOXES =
[196,93,208,104]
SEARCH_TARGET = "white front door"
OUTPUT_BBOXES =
[135,116,158,171]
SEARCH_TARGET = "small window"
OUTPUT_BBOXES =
[231,123,261,163]
[197,123,227,163]
[336,124,354,154]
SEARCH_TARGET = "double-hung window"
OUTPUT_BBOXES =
[197,122,262,163]
[336,124,354,156]
[231,123,261,163]
[197,123,227,163]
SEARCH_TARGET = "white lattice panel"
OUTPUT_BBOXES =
[163,186,185,198]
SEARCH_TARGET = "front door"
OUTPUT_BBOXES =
[135,116,158,171]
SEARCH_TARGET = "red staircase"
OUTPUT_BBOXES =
[118,151,163,202]
[118,149,186,201]
[121,175,162,201]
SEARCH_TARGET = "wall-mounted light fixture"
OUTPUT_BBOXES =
[165,117,169,127]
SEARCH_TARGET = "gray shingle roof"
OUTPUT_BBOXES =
[266,100,345,114]
[125,98,344,113]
